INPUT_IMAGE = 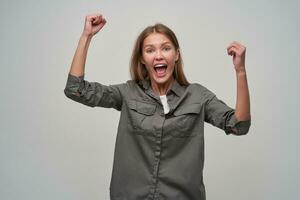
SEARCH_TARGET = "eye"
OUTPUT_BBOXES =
[145,48,154,53]
[163,46,172,51]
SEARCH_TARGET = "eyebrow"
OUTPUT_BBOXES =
[143,42,172,48]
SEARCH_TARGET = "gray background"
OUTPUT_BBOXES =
[1,0,299,199]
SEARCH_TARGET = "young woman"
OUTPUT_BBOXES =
[64,13,251,200]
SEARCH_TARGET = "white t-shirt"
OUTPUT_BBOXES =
[159,95,170,114]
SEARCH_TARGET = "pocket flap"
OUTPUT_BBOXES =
[128,100,156,115]
[174,103,202,116]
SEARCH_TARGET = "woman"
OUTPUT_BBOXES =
[64,13,251,200]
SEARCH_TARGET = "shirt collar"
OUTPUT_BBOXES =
[138,78,186,97]
[170,78,186,97]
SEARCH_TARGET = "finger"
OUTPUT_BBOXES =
[92,14,103,24]
[226,45,233,53]
[233,45,246,56]
[231,48,244,57]
[86,14,101,23]
[227,46,237,56]
[93,15,106,26]
[231,41,246,52]
[227,43,240,52]
[232,41,246,48]
[227,42,237,51]
[228,44,246,57]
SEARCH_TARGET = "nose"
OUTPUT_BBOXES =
[154,50,163,60]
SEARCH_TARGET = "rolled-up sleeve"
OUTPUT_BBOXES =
[225,111,251,135]
[204,91,251,136]
[64,73,125,111]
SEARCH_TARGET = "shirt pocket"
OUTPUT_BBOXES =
[171,103,202,138]
[127,100,156,135]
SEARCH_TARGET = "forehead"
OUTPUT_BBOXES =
[143,33,172,47]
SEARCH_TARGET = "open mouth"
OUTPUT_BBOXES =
[154,64,167,77]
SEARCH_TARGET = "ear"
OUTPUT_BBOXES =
[140,57,145,64]
[175,49,180,62]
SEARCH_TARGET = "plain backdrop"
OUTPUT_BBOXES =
[1,0,299,199]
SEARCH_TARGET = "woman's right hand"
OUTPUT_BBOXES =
[82,14,107,38]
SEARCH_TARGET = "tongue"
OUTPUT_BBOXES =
[156,67,166,76]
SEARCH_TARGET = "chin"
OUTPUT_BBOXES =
[153,75,172,85]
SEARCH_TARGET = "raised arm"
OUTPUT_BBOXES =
[69,14,106,77]
[227,41,251,121]
[64,14,125,110]
[203,42,251,135]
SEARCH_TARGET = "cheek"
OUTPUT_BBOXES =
[144,64,153,74]
[168,65,175,73]
[142,56,153,66]
[168,56,177,69]
[141,54,146,64]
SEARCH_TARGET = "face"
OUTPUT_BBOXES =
[141,33,179,86]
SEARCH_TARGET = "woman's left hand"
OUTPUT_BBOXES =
[227,41,246,73]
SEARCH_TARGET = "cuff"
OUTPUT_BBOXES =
[225,112,251,135]
[64,73,85,96]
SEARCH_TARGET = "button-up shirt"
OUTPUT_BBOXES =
[64,74,251,200]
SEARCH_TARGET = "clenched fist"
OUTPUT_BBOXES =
[227,41,246,73]
[82,14,107,37]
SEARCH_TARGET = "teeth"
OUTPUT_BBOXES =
[155,64,167,68]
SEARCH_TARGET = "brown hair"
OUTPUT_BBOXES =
[130,23,189,86]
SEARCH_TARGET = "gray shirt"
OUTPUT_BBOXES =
[64,73,251,200]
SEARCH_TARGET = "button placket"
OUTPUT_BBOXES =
[149,113,165,198]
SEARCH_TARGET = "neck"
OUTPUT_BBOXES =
[150,77,174,96]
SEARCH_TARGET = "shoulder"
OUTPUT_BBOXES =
[110,80,137,88]
[124,80,140,88]
[116,80,143,94]
[188,82,213,94]
[187,82,216,101]
[110,80,146,92]
[125,79,137,85]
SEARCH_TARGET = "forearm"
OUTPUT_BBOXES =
[69,35,93,77]
[234,70,251,121]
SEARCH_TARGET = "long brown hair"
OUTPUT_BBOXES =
[130,23,189,86]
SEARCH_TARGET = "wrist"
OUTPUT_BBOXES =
[235,66,246,75]
[79,34,93,47]
[80,33,93,40]
[236,72,247,79]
